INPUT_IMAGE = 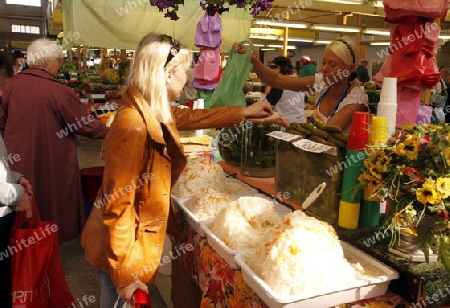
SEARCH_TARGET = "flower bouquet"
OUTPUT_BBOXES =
[359,123,450,270]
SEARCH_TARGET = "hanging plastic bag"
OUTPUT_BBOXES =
[373,22,440,89]
[384,0,448,23]
[208,39,254,109]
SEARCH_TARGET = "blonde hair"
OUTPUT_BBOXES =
[27,38,64,67]
[326,37,359,66]
[127,33,191,124]
[326,37,360,85]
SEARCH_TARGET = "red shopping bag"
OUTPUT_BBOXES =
[10,199,74,308]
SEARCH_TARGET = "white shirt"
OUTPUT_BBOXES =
[0,135,23,216]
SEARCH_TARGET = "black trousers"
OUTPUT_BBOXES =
[0,212,15,307]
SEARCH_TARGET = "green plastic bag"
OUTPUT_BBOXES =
[208,39,254,109]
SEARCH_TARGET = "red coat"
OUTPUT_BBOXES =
[0,68,108,244]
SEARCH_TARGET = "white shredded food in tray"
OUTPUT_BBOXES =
[246,211,381,297]
[184,188,235,220]
[172,157,228,198]
[209,196,281,250]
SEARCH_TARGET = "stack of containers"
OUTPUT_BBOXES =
[359,116,388,227]
[338,111,369,229]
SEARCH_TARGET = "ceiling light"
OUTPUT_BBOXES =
[314,40,332,45]
[439,35,450,40]
[363,28,391,36]
[254,19,309,29]
[372,1,384,8]
[280,37,315,43]
[249,34,279,40]
[314,0,365,4]
[311,24,360,33]
[266,44,296,49]
[253,44,265,47]
[261,48,277,51]
[369,41,390,45]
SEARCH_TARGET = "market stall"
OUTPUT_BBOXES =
[170,160,450,307]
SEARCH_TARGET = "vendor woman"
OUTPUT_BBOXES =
[235,37,368,132]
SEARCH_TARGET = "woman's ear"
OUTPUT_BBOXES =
[165,70,171,84]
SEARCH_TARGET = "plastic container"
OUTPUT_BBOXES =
[201,199,292,269]
[241,121,279,178]
[234,241,399,308]
[338,112,369,229]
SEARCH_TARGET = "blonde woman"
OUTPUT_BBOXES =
[236,37,368,132]
[81,33,273,307]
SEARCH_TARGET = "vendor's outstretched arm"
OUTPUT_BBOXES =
[233,43,315,92]
[250,55,315,92]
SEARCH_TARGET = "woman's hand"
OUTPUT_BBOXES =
[18,176,33,196]
[15,190,32,218]
[251,112,291,128]
[116,279,149,301]
[233,42,250,54]
[243,101,273,120]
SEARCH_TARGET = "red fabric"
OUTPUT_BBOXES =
[80,166,104,204]
[10,200,74,308]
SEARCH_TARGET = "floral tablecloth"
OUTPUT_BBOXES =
[172,212,413,308]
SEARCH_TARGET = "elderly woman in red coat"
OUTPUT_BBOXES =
[0,38,108,244]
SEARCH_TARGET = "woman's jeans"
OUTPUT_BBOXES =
[96,269,125,308]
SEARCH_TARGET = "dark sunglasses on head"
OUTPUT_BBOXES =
[269,64,279,69]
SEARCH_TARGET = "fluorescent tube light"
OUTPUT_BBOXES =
[311,24,360,33]
[261,48,277,51]
[314,40,332,45]
[314,0,365,4]
[370,41,390,45]
[254,19,309,29]
[249,34,279,40]
[280,37,315,43]
[266,45,296,49]
[363,28,391,36]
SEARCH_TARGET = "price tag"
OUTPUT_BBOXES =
[292,138,333,153]
[266,131,302,142]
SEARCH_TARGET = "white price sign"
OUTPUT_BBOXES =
[292,138,333,153]
[266,131,302,142]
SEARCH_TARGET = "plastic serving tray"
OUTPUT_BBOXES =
[173,196,208,237]
[172,179,260,237]
[234,241,399,308]
[201,200,293,270]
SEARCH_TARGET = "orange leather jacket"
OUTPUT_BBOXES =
[81,85,244,287]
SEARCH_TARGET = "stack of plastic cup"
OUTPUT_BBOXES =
[376,77,397,137]
[338,111,369,229]
[368,116,388,146]
[360,115,389,227]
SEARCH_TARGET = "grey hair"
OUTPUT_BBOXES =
[26,38,64,67]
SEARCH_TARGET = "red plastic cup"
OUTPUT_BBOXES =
[347,111,369,150]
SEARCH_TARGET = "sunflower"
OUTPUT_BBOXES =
[436,177,450,199]
[416,179,441,205]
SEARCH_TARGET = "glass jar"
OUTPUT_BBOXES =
[217,126,244,167]
[241,121,279,178]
